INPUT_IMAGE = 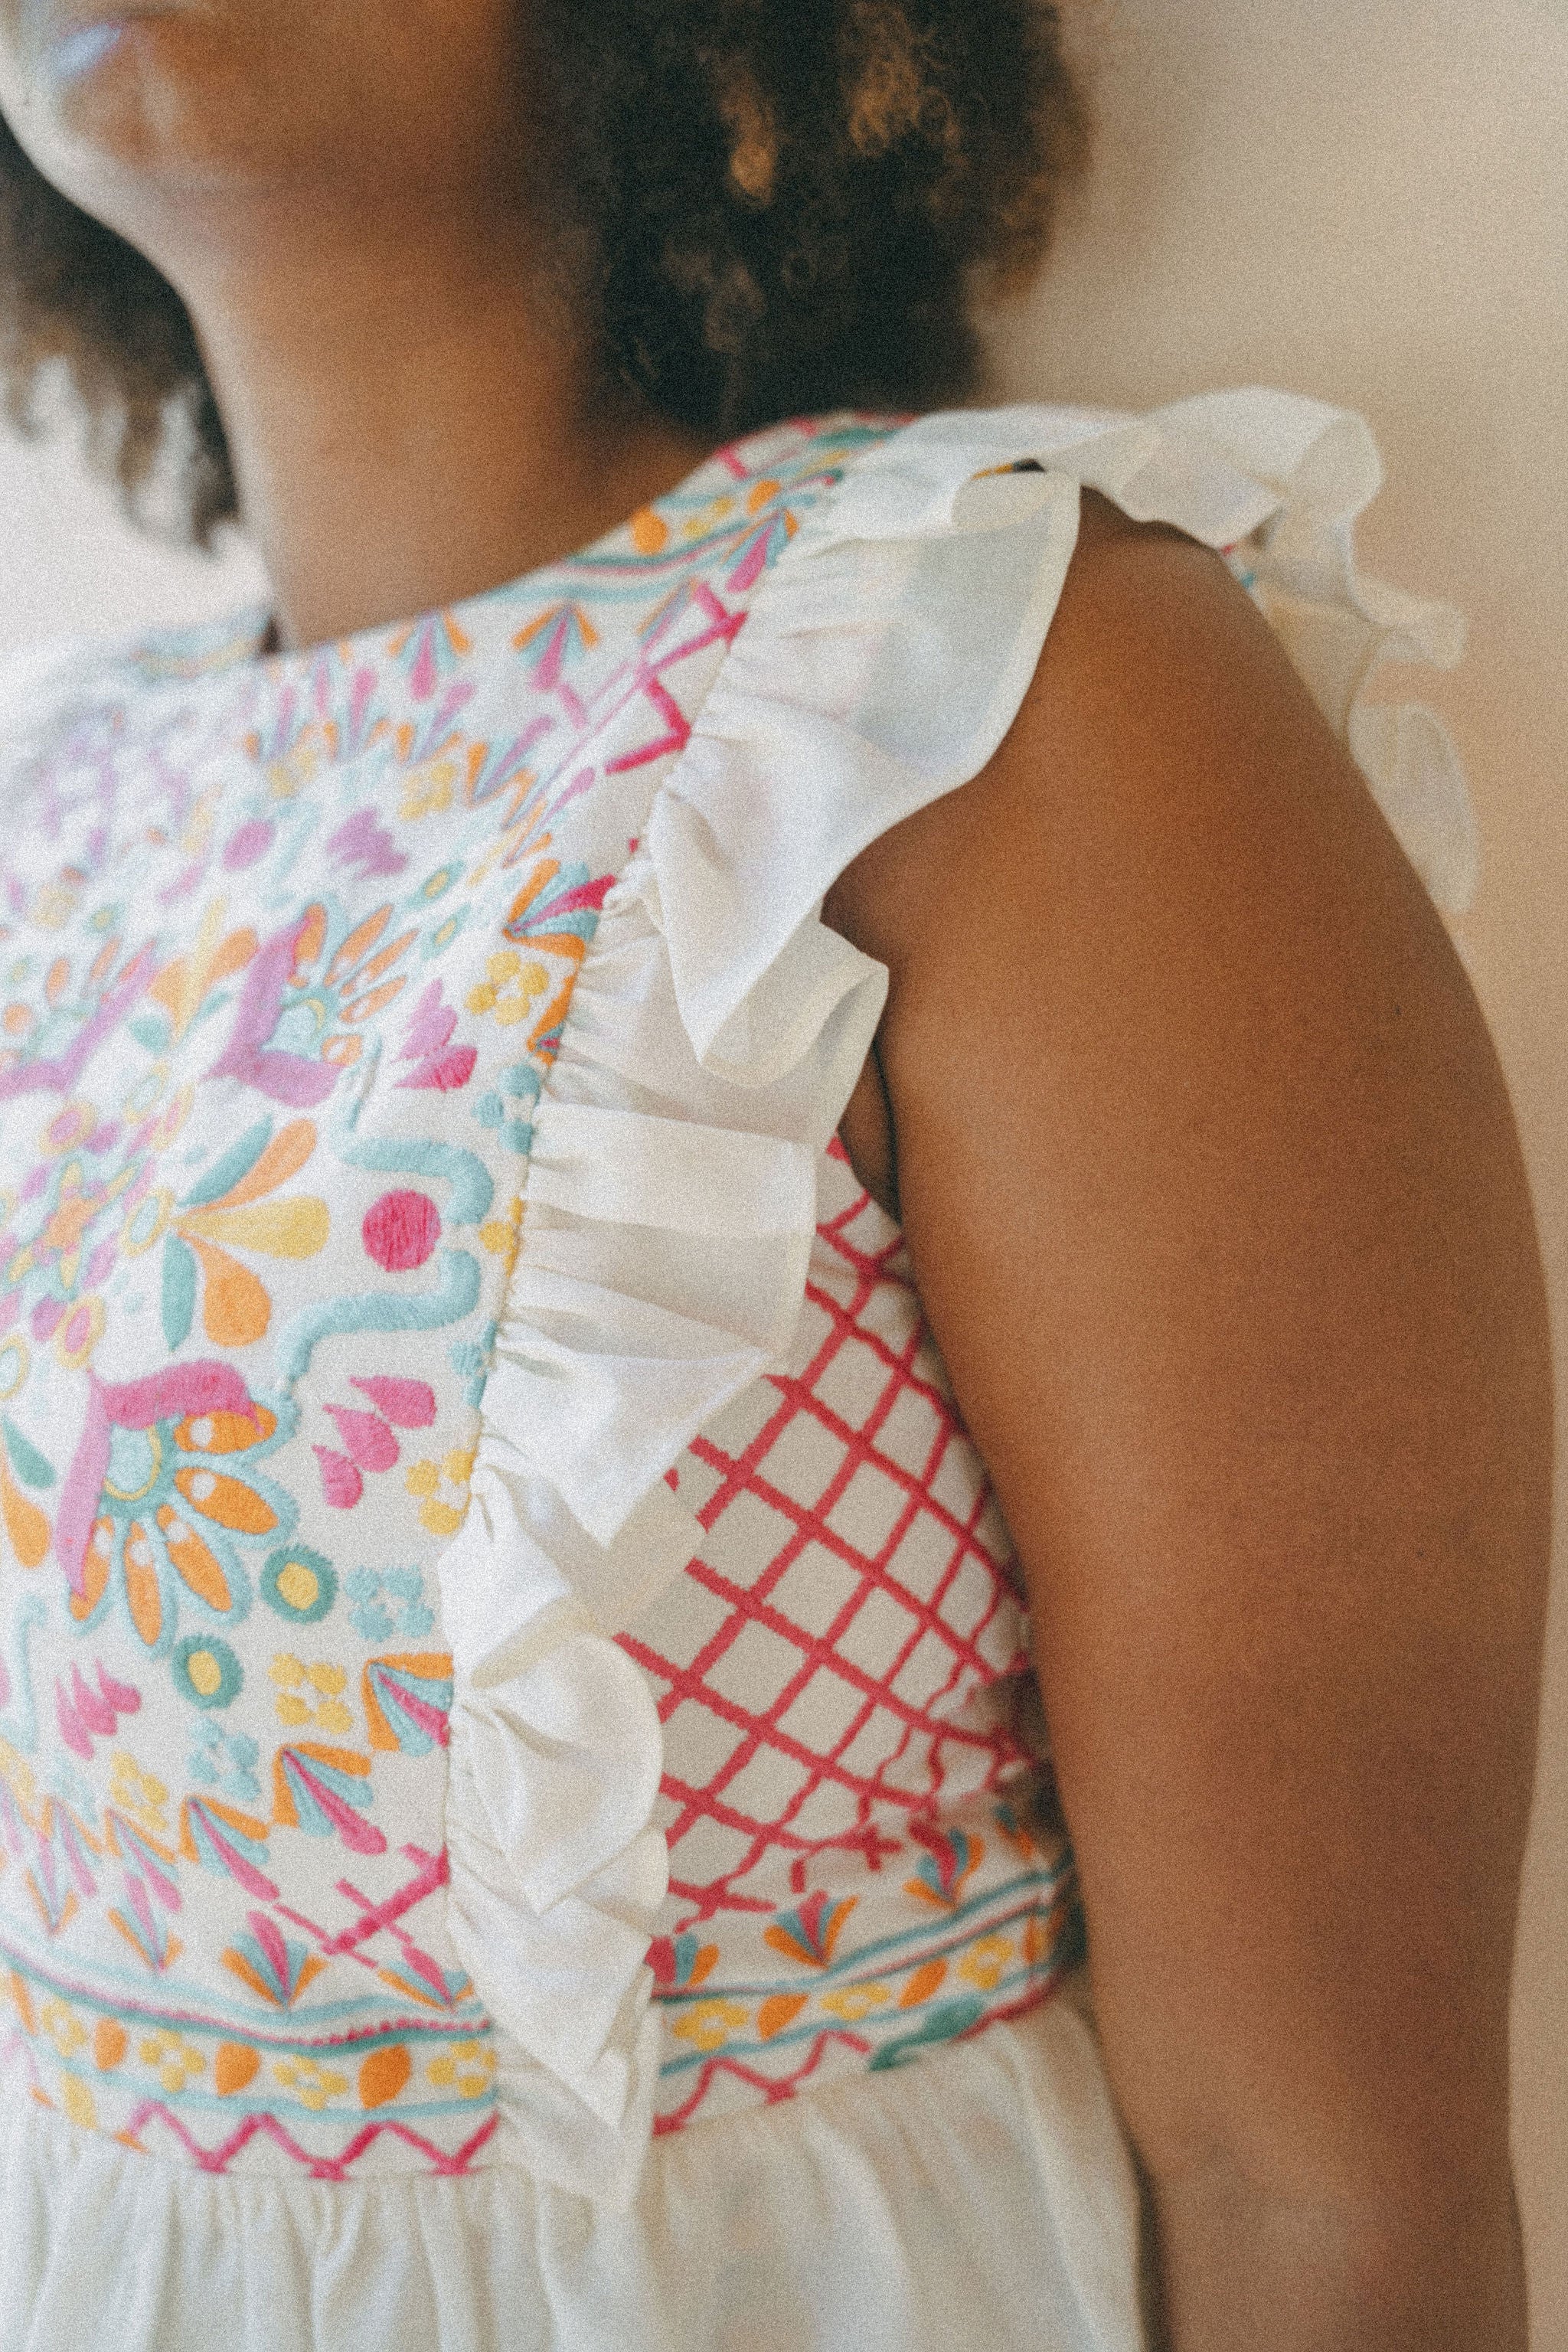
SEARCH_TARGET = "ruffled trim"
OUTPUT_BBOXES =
[434,391,1477,2204]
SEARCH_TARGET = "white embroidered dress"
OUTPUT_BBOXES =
[0,395,1472,2350]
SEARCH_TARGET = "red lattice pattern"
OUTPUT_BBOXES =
[619,1145,1033,1931]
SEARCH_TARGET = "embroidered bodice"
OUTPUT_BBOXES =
[0,397,1474,2211]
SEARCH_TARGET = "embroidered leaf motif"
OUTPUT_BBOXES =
[903,1824,985,1913]
[867,1997,987,2072]
[221,1909,325,2007]
[0,1448,51,1568]
[272,1742,386,1856]
[181,1797,278,1902]
[2,1417,55,1490]
[361,1655,453,1755]
[761,1891,857,1970]
[183,1119,275,1208]
[358,2045,412,2109]
[349,1377,436,1430]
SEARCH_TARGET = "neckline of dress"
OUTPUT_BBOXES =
[141,416,877,694]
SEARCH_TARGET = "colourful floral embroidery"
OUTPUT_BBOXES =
[67,1366,292,1652]
[0,414,1073,2186]
[160,1119,328,1352]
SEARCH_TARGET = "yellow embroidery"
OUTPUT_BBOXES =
[270,1653,354,1735]
[671,1999,750,2054]
[273,2053,349,2112]
[109,1752,170,1839]
[426,2040,495,2099]
[139,2030,206,2093]
[465,949,548,1027]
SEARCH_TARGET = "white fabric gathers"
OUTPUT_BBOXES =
[0,1987,1145,2352]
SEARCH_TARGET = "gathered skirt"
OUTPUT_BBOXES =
[1,1975,1145,2352]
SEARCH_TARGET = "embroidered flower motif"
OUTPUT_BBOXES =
[727,500,799,593]
[394,981,477,1094]
[361,1654,452,1755]
[388,610,473,701]
[187,1722,262,1806]
[38,1996,87,2058]
[819,1983,893,2022]
[671,1999,751,2054]
[465,948,547,1029]
[270,1652,353,1736]
[271,1741,385,1855]
[956,1933,1015,1992]
[160,1117,328,1351]
[426,2038,495,2099]
[146,900,257,1045]
[108,1749,170,1839]
[139,2028,206,2093]
[179,1792,275,1900]
[260,1544,337,1625]
[65,1363,294,1653]
[511,600,599,691]
[648,1933,720,1994]
[902,1822,985,1913]
[272,2051,348,2112]
[475,1061,541,1155]
[6,1111,132,1312]
[0,1083,194,1403]
[52,1657,140,1759]
[478,1194,523,1266]
[209,889,420,1112]
[495,860,615,1055]
[343,1563,433,1644]
[170,1634,243,1710]
[403,1447,474,1540]
[312,1376,437,1510]
[243,655,389,802]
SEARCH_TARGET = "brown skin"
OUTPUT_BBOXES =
[831,495,1550,2348]
[0,16,1552,2346]
[0,0,713,648]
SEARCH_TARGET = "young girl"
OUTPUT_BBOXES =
[0,6,1548,2347]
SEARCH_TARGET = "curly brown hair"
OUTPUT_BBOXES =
[0,0,1086,546]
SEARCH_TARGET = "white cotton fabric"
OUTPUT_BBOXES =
[0,1983,1146,2352]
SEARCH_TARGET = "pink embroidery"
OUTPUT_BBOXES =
[361,1191,441,1272]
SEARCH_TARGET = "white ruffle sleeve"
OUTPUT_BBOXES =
[433,390,1478,2206]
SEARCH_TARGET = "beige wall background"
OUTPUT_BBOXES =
[0,0,1563,2334]
[991,1,1568,2337]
